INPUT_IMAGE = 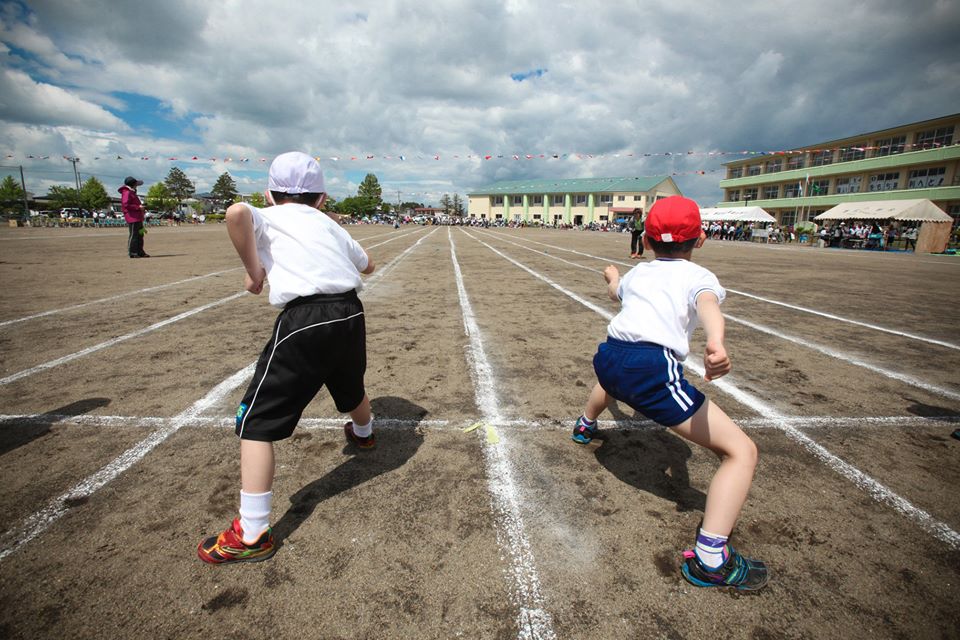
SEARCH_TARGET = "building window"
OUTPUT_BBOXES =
[872,135,906,156]
[493,196,504,205]
[599,215,608,221]
[765,159,782,173]
[781,210,797,227]
[729,167,743,179]
[787,155,804,170]
[552,195,564,205]
[533,214,542,220]
[835,176,862,194]
[784,183,801,198]
[617,195,626,201]
[839,147,866,162]
[598,194,612,204]
[553,214,563,222]
[495,214,503,219]
[574,194,587,205]
[915,126,954,150]
[656,195,668,201]
[512,195,522,205]
[809,179,829,196]
[531,195,543,205]
[746,164,761,176]
[743,187,758,201]
[763,185,779,199]
[727,189,740,201]
[812,150,833,166]
[907,167,946,189]
[633,195,643,201]
[868,172,900,192]
[513,214,521,221]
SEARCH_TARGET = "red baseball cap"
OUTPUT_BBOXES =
[644,196,702,243]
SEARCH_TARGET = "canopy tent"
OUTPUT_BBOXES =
[699,206,776,223]
[813,199,952,222]
[813,199,953,253]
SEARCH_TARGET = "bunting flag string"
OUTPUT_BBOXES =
[3,141,953,166]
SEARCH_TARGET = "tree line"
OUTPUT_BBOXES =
[0,169,466,219]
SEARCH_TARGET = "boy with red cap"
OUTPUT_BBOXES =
[571,195,768,591]
[198,152,376,564]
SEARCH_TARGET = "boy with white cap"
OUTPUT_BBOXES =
[198,152,376,564]
[571,195,768,591]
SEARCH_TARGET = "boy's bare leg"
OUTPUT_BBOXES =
[583,383,610,421]
[348,393,372,425]
[240,439,275,493]
[669,400,758,536]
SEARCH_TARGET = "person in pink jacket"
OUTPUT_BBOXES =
[119,176,149,258]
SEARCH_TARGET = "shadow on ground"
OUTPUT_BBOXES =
[0,397,111,456]
[593,400,706,513]
[272,396,426,545]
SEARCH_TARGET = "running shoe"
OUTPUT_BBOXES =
[571,415,598,444]
[344,421,376,449]
[197,518,275,564]
[681,546,769,591]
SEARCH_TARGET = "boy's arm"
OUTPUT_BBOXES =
[696,292,731,381]
[225,203,266,294]
[603,265,620,301]
[360,248,375,275]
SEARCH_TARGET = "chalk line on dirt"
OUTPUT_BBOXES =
[449,229,556,640]
[464,228,960,551]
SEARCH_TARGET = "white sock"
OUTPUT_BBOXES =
[239,490,272,544]
[694,528,729,569]
[352,418,373,438]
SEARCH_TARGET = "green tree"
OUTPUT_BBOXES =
[439,193,452,215]
[48,185,80,211]
[338,195,378,218]
[451,193,464,216]
[245,191,267,208]
[324,195,338,212]
[357,173,382,203]
[0,175,26,216]
[211,172,239,210]
[164,167,195,213]
[145,182,175,212]
[79,176,110,212]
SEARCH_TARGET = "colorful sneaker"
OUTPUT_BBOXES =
[197,518,276,564]
[681,546,769,591]
[344,421,375,449]
[571,415,598,444]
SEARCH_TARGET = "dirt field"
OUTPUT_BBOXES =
[0,222,958,639]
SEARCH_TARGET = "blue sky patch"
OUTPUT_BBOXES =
[107,92,203,142]
[510,68,547,82]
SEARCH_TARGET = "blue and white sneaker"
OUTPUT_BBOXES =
[681,546,769,591]
[571,415,598,444]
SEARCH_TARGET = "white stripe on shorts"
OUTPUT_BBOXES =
[663,348,691,411]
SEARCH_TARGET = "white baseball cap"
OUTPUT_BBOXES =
[267,151,325,194]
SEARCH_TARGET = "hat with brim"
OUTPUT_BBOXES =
[644,196,702,243]
[124,176,144,187]
[267,152,325,194]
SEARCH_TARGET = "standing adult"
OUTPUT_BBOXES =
[629,208,644,258]
[120,176,149,258]
[903,226,918,251]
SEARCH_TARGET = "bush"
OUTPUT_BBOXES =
[205,214,225,222]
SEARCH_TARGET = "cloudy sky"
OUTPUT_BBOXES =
[1,0,958,207]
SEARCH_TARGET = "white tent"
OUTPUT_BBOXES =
[699,206,776,223]
[813,199,952,222]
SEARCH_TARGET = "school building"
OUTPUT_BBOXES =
[466,176,681,225]
[717,113,960,228]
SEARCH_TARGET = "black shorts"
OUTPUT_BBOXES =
[235,290,366,441]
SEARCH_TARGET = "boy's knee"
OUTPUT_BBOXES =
[739,437,759,469]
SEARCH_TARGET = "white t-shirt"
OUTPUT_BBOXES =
[245,202,369,308]
[607,258,725,358]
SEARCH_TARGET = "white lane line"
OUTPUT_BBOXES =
[364,228,439,291]
[449,229,555,640]
[477,230,960,402]
[0,364,255,561]
[480,229,960,351]
[463,228,960,551]
[2,413,956,431]
[0,292,246,386]
[0,268,242,329]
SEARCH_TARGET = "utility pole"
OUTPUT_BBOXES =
[65,156,81,209]
[19,165,29,221]
[396,189,401,219]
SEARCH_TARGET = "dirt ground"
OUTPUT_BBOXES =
[0,223,958,639]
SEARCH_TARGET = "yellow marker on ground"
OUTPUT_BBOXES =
[485,424,500,445]
[463,421,484,433]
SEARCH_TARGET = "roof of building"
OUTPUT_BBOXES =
[700,206,776,223]
[814,199,953,222]
[468,176,672,196]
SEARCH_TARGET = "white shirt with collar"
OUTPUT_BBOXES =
[244,202,369,308]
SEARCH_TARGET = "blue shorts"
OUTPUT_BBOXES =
[593,337,706,427]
